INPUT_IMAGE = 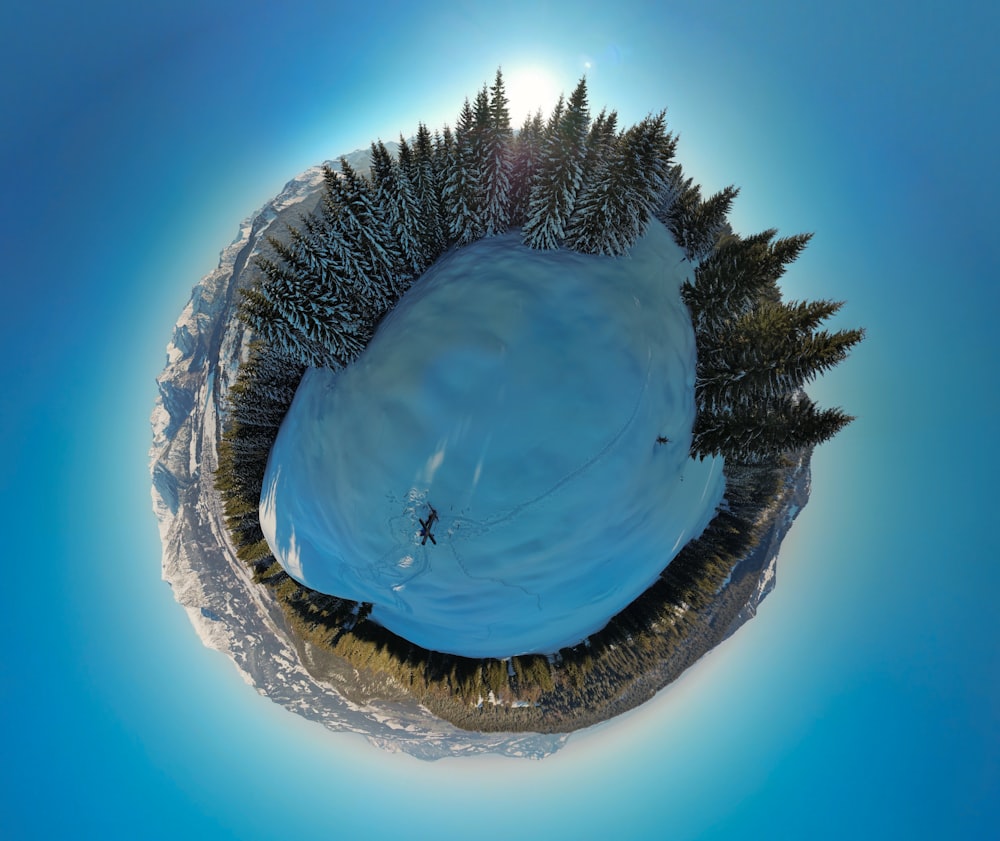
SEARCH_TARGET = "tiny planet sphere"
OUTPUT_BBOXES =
[260,222,724,657]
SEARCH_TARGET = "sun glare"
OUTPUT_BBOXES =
[504,66,562,125]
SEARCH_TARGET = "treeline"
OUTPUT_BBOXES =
[238,69,683,369]
[239,67,862,463]
[216,346,301,560]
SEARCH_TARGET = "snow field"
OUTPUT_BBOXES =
[260,221,724,657]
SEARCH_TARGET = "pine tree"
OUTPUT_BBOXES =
[236,159,404,369]
[581,108,619,185]
[698,300,865,413]
[636,111,678,197]
[432,126,452,201]
[238,271,313,368]
[412,122,446,260]
[544,93,565,140]
[655,163,738,263]
[508,110,545,227]
[314,168,374,297]
[562,132,629,255]
[656,163,699,248]
[368,138,396,199]
[442,99,483,245]
[323,159,408,310]
[522,78,590,250]
[239,252,369,368]
[392,137,431,273]
[564,111,675,255]
[683,229,814,337]
[693,394,854,463]
[480,68,514,236]
[472,83,491,157]
[675,206,862,462]
[292,213,342,290]
[224,348,300,429]
[685,186,741,263]
[467,83,491,226]
[237,342,303,409]
[769,298,845,335]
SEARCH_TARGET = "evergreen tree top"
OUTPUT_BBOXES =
[488,68,512,137]
[473,84,490,132]
[455,98,476,137]
[561,77,591,141]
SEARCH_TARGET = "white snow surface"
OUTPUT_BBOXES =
[260,221,724,657]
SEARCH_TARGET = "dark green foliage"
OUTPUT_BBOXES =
[390,137,431,274]
[432,125,453,202]
[471,83,491,163]
[685,185,740,263]
[563,111,676,255]
[681,229,806,335]
[522,77,591,250]
[480,68,514,236]
[240,252,370,368]
[694,396,854,463]
[676,217,862,462]
[368,138,396,194]
[323,158,408,308]
[442,98,484,245]
[412,123,446,259]
[656,165,740,264]
[581,108,618,184]
[215,343,304,577]
[508,110,545,226]
[698,300,865,413]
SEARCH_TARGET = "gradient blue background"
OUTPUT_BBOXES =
[2,2,996,838]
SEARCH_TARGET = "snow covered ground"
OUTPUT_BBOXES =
[260,220,725,657]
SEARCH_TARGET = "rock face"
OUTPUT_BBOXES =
[149,157,811,759]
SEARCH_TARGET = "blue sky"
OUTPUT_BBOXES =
[1,2,996,838]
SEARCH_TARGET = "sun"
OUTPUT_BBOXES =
[503,65,562,124]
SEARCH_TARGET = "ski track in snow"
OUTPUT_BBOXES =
[465,347,653,534]
[423,348,653,615]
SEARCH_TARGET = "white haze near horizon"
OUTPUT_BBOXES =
[260,221,724,657]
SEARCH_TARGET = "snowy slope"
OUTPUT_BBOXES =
[260,222,725,657]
